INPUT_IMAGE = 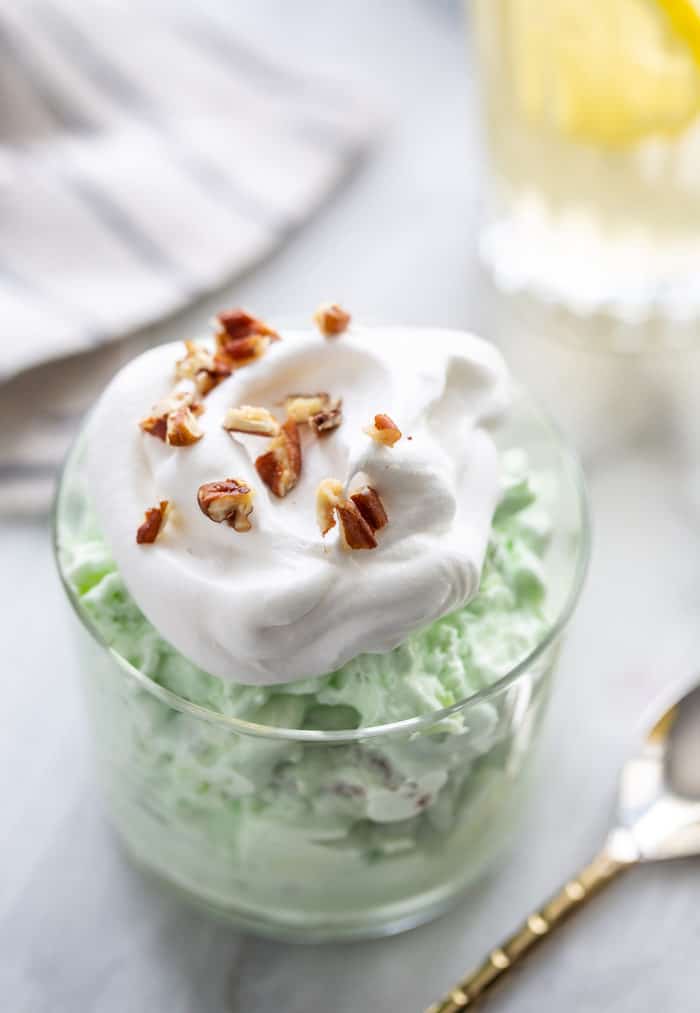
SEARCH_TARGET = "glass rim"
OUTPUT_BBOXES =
[52,397,591,745]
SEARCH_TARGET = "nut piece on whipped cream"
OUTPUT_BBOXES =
[166,404,204,446]
[255,419,302,498]
[219,334,271,369]
[136,500,169,544]
[336,501,377,550]
[316,480,388,549]
[223,405,280,438]
[364,413,402,447]
[197,479,255,532]
[284,393,331,424]
[309,403,343,435]
[316,478,345,535]
[140,392,204,445]
[215,308,279,370]
[313,302,351,337]
[350,486,388,532]
[175,340,231,397]
[217,308,279,341]
[284,393,343,435]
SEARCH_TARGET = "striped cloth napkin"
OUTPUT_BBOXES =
[0,0,378,514]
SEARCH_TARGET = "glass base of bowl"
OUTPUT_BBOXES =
[119,830,516,943]
[101,743,543,943]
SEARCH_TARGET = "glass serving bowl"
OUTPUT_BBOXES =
[53,387,589,942]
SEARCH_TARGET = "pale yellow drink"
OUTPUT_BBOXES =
[473,0,700,318]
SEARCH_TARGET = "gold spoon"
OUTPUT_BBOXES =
[427,679,700,1012]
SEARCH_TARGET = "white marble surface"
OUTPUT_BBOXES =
[3,2,700,1011]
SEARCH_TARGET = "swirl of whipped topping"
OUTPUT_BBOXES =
[86,325,510,685]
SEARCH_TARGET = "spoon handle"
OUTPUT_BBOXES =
[425,844,635,1012]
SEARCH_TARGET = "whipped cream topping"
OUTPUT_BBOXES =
[86,325,510,685]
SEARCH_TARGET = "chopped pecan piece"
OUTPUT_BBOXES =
[140,413,167,441]
[350,486,388,532]
[197,479,255,532]
[309,404,343,435]
[196,358,233,395]
[216,308,279,342]
[222,405,280,438]
[316,478,345,536]
[175,340,231,396]
[217,334,271,369]
[166,404,204,446]
[313,302,351,337]
[255,418,302,498]
[140,392,204,445]
[364,413,402,447]
[284,393,331,424]
[316,481,387,548]
[285,393,343,434]
[136,501,169,544]
[175,340,214,381]
[214,308,279,371]
[336,500,377,550]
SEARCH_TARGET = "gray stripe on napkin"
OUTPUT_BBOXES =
[34,0,292,231]
[0,16,90,132]
[0,13,195,291]
[57,171,194,289]
[0,259,103,342]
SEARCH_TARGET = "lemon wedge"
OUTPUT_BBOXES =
[657,0,700,64]
[508,0,700,147]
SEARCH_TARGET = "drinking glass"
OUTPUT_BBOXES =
[473,0,700,325]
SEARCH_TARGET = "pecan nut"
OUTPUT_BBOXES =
[364,413,401,447]
[140,391,204,445]
[136,501,169,544]
[255,418,302,498]
[316,478,345,536]
[222,405,280,438]
[217,334,271,369]
[214,308,279,371]
[316,481,388,549]
[216,308,279,342]
[175,340,231,396]
[197,479,255,532]
[197,358,234,395]
[350,486,388,532]
[313,302,351,337]
[166,404,204,446]
[309,404,343,435]
[284,393,331,424]
[140,413,167,441]
[285,393,343,435]
[336,501,377,550]
[175,340,212,379]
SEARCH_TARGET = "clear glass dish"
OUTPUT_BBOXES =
[53,388,589,941]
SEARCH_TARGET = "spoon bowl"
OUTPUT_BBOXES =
[428,676,700,1012]
[616,679,700,863]
[665,683,700,800]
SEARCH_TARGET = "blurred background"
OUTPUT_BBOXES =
[3,1,700,1011]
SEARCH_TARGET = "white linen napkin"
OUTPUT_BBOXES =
[0,0,378,514]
